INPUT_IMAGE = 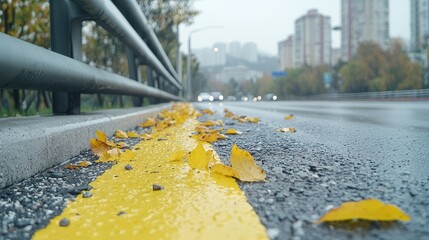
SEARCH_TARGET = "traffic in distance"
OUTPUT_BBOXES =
[197,92,277,102]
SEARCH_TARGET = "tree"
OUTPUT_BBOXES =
[340,40,422,93]
[0,0,50,115]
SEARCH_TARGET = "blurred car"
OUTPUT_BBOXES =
[197,92,212,102]
[210,92,224,101]
[264,93,278,101]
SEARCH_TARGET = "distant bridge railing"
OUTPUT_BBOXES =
[312,89,429,100]
[0,0,183,115]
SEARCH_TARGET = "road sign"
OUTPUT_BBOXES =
[271,71,288,78]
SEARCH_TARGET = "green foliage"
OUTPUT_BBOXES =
[272,65,328,98]
[340,40,422,93]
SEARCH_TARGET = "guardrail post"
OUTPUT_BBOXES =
[127,48,144,106]
[50,0,87,115]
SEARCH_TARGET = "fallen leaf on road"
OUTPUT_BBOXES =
[120,149,135,161]
[211,163,239,178]
[188,142,213,170]
[90,138,111,157]
[318,198,411,223]
[169,150,186,162]
[278,128,297,133]
[202,109,214,115]
[225,128,242,135]
[284,115,294,120]
[139,117,156,128]
[141,133,153,141]
[126,131,140,138]
[230,144,266,182]
[115,130,128,138]
[202,120,220,127]
[65,161,92,170]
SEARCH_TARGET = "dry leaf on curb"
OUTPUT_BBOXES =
[139,117,156,128]
[225,128,242,135]
[169,150,186,162]
[115,130,128,138]
[278,128,297,133]
[89,139,111,157]
[126,131,140,138]
[202,109,214,115]
[65,161,92,170]
[188,142,213,170]
[318,198,411,223]
[230,144,266,182]
[284,115,294,120]
[141,133,153,141]
[211,163,239,178]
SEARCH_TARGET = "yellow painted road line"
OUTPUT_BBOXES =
[33,111,268,239]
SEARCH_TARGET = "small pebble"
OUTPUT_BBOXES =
[125,164,133,170]
[50,172,65,178]
[83,191,93,198]
[153,184,164,191]
[59,218,70,227]
[117,211,126,216]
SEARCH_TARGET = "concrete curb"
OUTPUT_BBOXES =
[0,103,171,188]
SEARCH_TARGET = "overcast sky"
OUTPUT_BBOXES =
[179,0,409,55]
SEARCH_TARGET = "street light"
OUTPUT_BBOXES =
[186,25,223,101]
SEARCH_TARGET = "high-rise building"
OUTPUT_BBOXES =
[193,42,226,67]
[341,0,389,61]
[294,9,331,67]
[242,42,258,63]
[228,41,242,59]
[278,35,294,70]
[411,0,429,51]
[213,42,226,66]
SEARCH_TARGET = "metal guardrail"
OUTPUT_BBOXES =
[313,89,429,100]
[0,0,183,115]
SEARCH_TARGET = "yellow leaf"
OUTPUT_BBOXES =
[139,117,156,128]
[120,149,135,161]
[284,114,294,120]
[278,128,297,133]
[318,199,411,223]
[230,144,266,182]
[169,150,186,162]
[89,138,110,157]
[225,128,242,135]
[141,133,153,141]
[154,120,169,131]
[126,131,140,138]
[211,163,239,178]
[115,142,129,148]
[202,120,218,127]
[65,161,92,170]
[224,111,233,118]
[115,130,128,138]
[188,142,213,170]
[202,109,214,115]
[96,130,107,143]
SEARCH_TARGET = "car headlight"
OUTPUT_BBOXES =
[219,95,224,100]
[273,95,277,101]
[209,96,214,101]
[198,96,202,102]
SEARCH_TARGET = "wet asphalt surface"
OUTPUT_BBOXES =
[198,101,429,240]
[0,101,428,239]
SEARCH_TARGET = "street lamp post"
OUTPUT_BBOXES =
[186,26,223,101]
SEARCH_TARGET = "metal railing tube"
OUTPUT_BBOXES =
[72,0,182,90]
[0,33,182,101]
[112,0,180,82]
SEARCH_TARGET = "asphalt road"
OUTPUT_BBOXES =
[195,100,429,239]
[1,100,428,239]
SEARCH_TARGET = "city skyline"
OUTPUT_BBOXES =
[180,0,409,56]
